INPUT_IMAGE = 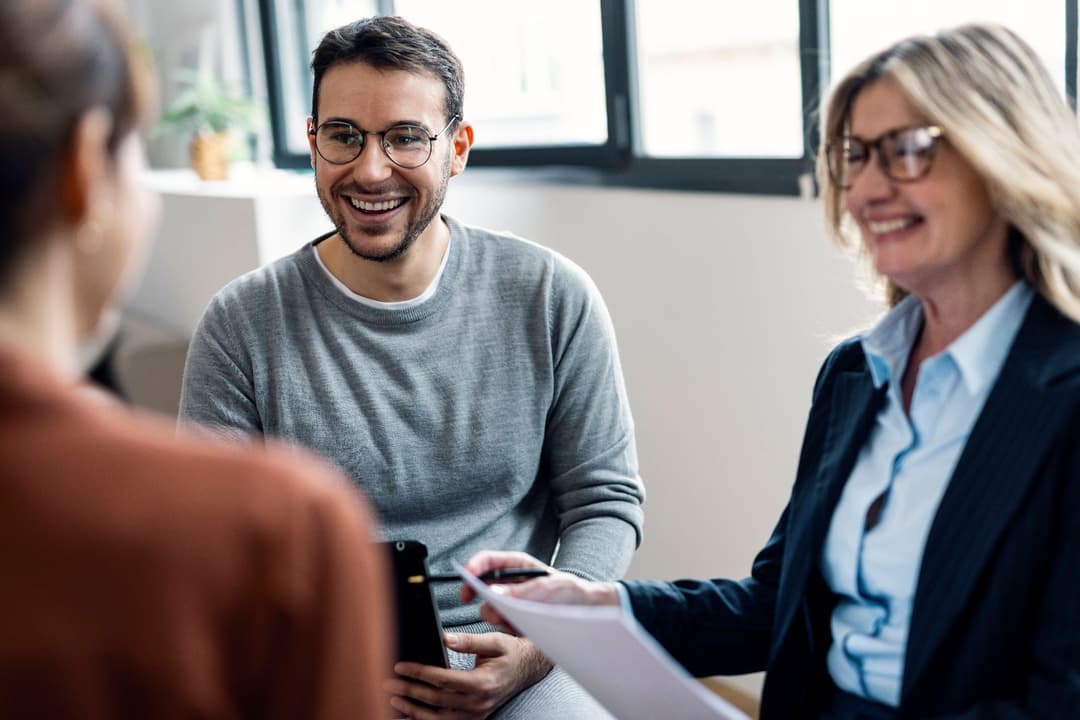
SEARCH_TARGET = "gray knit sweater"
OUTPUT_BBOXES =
[179,215,644,627]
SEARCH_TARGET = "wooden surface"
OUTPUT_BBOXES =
[699,677,761,719]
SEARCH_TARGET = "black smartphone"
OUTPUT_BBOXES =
[385,540,450,669]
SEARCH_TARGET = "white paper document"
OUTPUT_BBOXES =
[453,562,749,720]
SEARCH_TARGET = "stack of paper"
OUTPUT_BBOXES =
[454,562,748,720]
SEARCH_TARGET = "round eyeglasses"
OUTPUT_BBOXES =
[310,115,459,169]
[825,124,944,190]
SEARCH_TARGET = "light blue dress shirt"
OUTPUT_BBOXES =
[820,281,1033,706]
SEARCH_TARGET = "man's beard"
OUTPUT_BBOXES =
[317,163,450,263]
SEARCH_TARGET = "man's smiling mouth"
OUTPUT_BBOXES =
[348,197,407,213]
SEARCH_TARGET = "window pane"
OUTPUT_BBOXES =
[275,0,380,155]
[830,0,1067,97]
[278,0,608,154]
[394,0,608,148]
[634,0,804,158]
[304,0,380,43]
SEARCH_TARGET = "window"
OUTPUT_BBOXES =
[258,0,1079,194]
[395,1,609,149]
[260,0,379,158]
[634,1,803,158]
[830,1,1069,99]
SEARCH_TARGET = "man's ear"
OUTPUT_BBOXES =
[307,117,318,170]
[449,121,474,177]
[60,108,114,226]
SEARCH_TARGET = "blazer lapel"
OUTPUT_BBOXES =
[774,365,886,649]
[810,370,888,545]
[902,296,1080,699]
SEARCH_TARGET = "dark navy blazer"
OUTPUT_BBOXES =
[625,294,1080,719]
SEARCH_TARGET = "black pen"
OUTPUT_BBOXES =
[427,568,550,583]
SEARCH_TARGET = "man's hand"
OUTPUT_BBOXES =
[384,632,552,719]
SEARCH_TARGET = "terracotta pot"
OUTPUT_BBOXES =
[189,131,231,180]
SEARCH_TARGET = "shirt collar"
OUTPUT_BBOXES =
[860,294,924,389]
[859,281,1033,394]
[947,281,1033,395]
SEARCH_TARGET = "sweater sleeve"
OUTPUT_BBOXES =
[179,291,264,441]
[543,257,645,581]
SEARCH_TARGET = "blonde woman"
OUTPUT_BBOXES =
[463,24,1080,720]
[0,1,391,717]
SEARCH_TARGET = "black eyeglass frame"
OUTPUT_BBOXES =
[309,114,460,169]
[825,124,945,190]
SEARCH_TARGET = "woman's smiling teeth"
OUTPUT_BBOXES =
[868,216,922,235]
[349,197,406,213]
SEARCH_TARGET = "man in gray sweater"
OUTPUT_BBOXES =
[179,14,643,720]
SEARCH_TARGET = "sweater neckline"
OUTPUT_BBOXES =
[298,214,466,326]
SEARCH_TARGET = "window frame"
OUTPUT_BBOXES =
[257,0,1078,195]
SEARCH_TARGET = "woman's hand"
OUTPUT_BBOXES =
[461,551,621,629]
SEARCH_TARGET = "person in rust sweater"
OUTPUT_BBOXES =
[0,1,393,718]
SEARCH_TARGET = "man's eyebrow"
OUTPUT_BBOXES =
[320,116,431,130]
[320,116,358,127]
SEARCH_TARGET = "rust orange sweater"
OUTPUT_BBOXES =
[0,349,392,719]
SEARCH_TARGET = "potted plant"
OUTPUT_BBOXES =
[157,70,263,180]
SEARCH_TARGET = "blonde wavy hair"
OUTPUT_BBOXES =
[818,23,1080,321]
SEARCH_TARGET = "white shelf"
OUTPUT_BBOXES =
[143,164,315,198]
[130,164,329,336]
